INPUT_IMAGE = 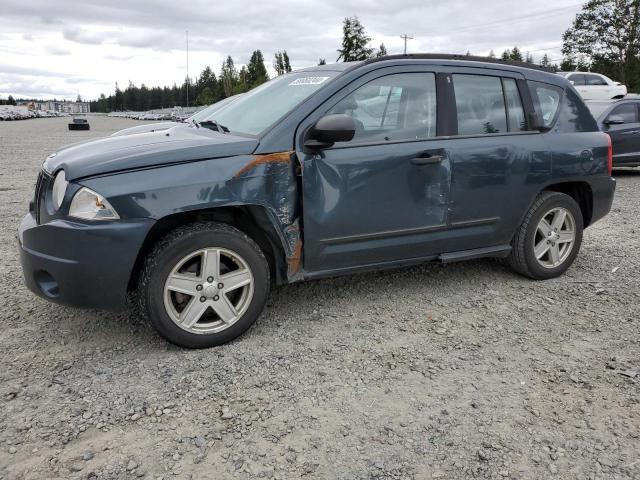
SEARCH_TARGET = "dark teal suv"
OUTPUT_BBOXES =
[19,54,616,348]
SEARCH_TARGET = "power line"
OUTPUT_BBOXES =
[400,34,413,54]
[440,3,582,35]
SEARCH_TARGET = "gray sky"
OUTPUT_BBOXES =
[0,0,583,100]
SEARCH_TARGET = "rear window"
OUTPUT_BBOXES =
[529,82,563,129]
[452,74,527,135]
[453,74,507,135]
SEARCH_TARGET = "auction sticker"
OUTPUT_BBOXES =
[289,77,330,86]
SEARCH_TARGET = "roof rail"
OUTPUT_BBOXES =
[363,53,553,73]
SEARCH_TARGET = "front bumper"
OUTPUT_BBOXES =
[18,213,154,310]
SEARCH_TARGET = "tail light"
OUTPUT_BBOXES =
[605,133,613,176]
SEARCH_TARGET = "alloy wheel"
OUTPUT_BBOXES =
[163,247,254,334]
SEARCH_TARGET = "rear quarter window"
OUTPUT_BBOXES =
[531,81,598,133]
[529,81,562,129]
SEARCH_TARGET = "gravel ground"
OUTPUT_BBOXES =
[1,116,639,480]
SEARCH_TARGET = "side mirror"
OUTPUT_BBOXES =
[305,114,356,149]
[604,115,625,126]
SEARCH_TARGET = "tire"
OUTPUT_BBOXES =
[508,191,584,280]
[139,222,270,348]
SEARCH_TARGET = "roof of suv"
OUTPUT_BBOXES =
[298,54,563,84]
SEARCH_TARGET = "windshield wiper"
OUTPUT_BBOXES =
[197,119,230,134]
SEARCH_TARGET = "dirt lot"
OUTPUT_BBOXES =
[0,116,638,480]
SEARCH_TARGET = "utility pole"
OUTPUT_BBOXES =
[186,30,189,108]
[400,34,413,54]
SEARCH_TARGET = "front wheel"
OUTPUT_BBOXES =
[508,191,584,280]
[140,222,270,348]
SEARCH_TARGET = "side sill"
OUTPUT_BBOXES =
[438,245,512,263]
[302,244,511,281]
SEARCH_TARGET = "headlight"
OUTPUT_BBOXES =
[69,187,120,220]
[52,170,68,210]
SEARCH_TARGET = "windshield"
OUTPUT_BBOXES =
[189,95,241,124]
[586,102,613,119]
[211,71,339,135]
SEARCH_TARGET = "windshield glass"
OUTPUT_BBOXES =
[189,95,241,123]
[586,102,613,119]
[211,71,339,135]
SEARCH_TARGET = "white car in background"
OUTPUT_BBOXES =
[558,72,627,100]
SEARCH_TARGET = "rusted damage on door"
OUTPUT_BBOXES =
[283,220,303,281]
[233,151,294,178]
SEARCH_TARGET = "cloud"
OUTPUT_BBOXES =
[44,45,71,56]
[0,0,581,99]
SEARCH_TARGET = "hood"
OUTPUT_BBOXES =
[110,121,178,137]
[43,124,259,180]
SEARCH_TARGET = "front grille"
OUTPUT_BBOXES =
[33,170,50,224]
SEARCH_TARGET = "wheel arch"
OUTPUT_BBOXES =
[127,205,291,294]
[542,181,593,227]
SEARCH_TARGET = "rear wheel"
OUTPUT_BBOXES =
[508,191,583,280]
[140,222,270,348]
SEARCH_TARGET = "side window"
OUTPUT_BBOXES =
[609,104,638,123]
[585,74,607,86]
[328,73,436,144]
[453,74,507,135]
[529,82,563,128]
[503,79,527,131]
[568,74,586,86]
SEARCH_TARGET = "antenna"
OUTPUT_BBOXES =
[400,34,413,54]
[186,30,189,108]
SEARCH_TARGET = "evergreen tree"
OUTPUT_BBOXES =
[501,50,511,61]
[220,56,238,97]
[7,95,16,106]
[196,87,216,105]
[540,53,552,68]
[488,50,496,58]
[282,51,292,72]
[318,58,327,65]
[247,50,269,88]
[376,43,388,57]
[274,52,285,76]
[510,47,523,62]
[336,16,373,61]
[525,52,534,63]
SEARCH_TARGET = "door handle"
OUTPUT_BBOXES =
[411,155,443,166]
[623,130,640,134]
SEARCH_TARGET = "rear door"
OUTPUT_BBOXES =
[440,68,547,251]
[605,102,640,165]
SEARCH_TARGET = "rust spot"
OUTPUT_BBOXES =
[233,151,293,178]
[287,235,303,278]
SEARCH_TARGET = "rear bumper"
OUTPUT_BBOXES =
[18,213,154,310]
[589,176,616,226]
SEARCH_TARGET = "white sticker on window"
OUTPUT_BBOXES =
[288,76,330,86]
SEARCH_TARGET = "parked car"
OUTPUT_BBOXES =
[558,72,627,100]
[110,95,242,137]
[587,98,640,167]
[19,54,616,348]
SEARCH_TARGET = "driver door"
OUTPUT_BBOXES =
[298,68,452,275]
